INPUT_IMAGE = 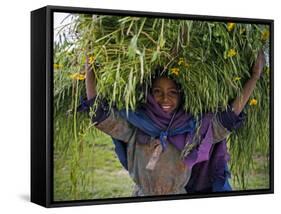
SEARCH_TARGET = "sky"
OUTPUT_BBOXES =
[54,12,73,43]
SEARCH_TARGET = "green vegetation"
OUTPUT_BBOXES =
[53,14,270,200]
[54,115,134,201]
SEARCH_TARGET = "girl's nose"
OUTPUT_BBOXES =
[162,93,169,102]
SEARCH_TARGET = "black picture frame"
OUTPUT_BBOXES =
[31,5,274,208]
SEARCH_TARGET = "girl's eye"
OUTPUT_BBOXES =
[168,90,179,97]
[152,88,179,98]
[152,89,162,96]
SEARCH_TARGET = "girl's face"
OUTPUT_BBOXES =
[152,77,180,113]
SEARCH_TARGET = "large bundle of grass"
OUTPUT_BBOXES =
[54,14,270,189]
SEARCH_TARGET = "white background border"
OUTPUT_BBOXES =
[0,0,278,213]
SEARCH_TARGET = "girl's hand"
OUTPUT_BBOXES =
[251,50,266,80]
[85,54,97,99]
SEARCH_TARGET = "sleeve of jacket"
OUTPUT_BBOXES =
[77,96,135,142]
[212,105,246,143]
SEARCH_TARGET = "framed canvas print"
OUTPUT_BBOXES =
[31,5,274,207]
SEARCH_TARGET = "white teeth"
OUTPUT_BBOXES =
[162,106,171,109]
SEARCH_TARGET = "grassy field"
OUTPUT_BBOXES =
[54,118,269,201]
[54,124,134,201]
[230,154,270,190]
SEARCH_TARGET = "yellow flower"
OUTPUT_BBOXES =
[170,67,180,76]
[178,58,185,66]
[249,98,258,106]
[78,74,86,80]
[227,23,235,32]
[178,58,189,68]
[53,63,63,69]
[227,49,237,58]
[261,30,270,41]
[70,73,86,80]
[233,76,241,81]
[88,56,95,64]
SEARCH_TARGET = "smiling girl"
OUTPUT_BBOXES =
[79,50,265,196]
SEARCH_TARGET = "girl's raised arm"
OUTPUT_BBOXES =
[85,56,97,100]
[231,50,266,115]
